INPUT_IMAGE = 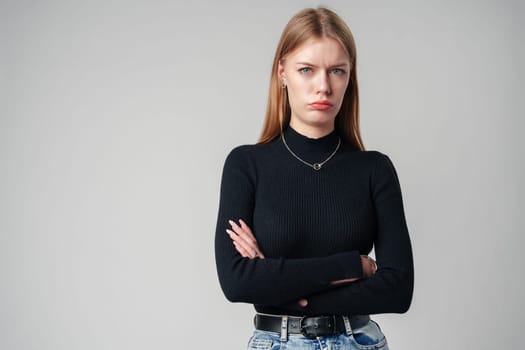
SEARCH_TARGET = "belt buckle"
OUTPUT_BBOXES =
[300,316,336,339]
[300,316,316,339]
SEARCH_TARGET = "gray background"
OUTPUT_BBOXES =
[1,0,523,349]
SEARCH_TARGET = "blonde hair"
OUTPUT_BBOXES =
[258,7,364,150]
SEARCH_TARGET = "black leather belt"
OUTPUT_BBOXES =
[254,314,370,339]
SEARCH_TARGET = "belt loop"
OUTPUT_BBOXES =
[342,316,353,336]
[280,316,288,342]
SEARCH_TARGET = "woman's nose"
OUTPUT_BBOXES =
[316,72,331,95]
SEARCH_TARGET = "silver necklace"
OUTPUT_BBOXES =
[281,132,341,171]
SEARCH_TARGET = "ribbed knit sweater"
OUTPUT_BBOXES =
[214,125,414,316]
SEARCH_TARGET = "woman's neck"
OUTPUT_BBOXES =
[288,119,335,139]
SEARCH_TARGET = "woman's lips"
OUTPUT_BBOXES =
[309,101,333,110]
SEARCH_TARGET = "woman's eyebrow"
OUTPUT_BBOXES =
[295,61,316,66]
[329,62,350,68]
[295,61,349,68]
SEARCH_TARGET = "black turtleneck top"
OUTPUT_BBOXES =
[214,125,414,316]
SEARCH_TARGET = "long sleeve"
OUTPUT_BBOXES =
[282,153,414,315]
[214,145,363,306]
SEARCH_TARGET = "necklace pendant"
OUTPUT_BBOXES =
[281,133,341,172]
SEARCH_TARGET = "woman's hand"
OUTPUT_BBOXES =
[361,255,377,277]
[226,219,265,259]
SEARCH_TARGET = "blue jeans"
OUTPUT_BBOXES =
[247,319,388,350]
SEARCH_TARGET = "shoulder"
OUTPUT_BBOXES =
[220,141,278,185]
[224,144,258,168]
[224,140,277,168]
[222,144,267,186]
[352,149,394,165]
[218,145,259,188]
[225,144,252,162]
[344,148,399,180]
[360,150,401,185]
[343,148,393,168]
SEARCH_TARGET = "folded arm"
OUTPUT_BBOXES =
[214,146,364,305]
[280,153,414,315]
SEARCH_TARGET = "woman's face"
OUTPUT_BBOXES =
[279,36,351,137]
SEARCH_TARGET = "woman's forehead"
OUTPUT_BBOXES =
[284,37,350,65]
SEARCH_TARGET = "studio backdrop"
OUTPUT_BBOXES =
[0,0,523,349]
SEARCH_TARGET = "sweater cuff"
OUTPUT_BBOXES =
[335,251,363,280]
[318,251,363,285]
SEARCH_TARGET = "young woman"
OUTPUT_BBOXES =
[215,7,414,350]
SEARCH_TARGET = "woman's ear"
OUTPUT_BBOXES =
[278,61,286,84]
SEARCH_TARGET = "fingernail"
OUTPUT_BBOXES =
[228,220,234,226]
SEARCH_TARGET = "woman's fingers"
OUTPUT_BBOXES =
[228,222,259,254]
[371,258,377,273]
[230,220,261,251]
[228,220,256,246]
[227,219,265,259]
[232,237,259,259]
[239,219,257,241]
[330,277,360,285]
[226,229,252,255]
[227,228,264,259]
[233,241,250,258]
[365,255,377,274]
[236,220,265,258]
[360,255,377,277]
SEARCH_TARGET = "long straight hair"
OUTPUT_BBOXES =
[258,7,365,151]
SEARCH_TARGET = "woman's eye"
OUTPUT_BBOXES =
[299,67,312,74]
[331,68,346,75]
